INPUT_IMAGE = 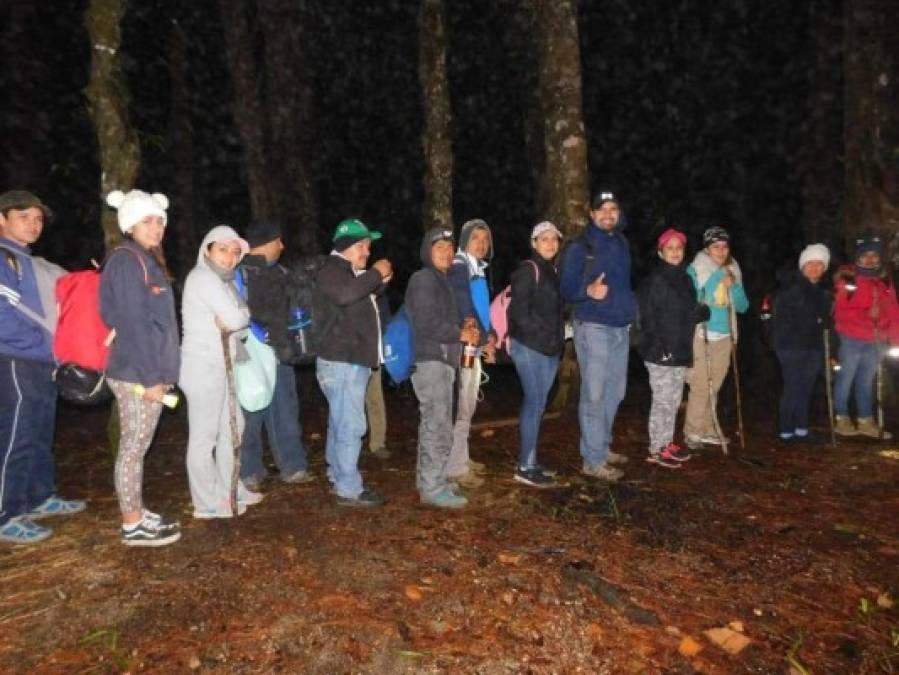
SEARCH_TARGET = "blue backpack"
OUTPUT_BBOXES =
[383,305,415,384]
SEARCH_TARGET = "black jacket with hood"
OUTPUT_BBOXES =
[636,259,709,367]
[316,252,386,369]
[508,254,564,356]
[771,268,832,352]
[406,228,463,367]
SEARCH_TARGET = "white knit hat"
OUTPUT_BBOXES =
[798,243,830,270]
[106,190,169,233]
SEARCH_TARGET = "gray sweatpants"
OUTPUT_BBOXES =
[448,355,481,476]
[412,361,456,500]
[180,356,246,513]
[645,362,686,454]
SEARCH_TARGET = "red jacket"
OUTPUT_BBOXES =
[833,267,899,345]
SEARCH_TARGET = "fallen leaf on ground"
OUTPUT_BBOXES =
[728,620,744,632]
[704,626,751,654]
[585,622,604,642]
[678,636,703,657]
[404,585,423,602]
[497,552,522,564]
[877,593,894,609]
[480,429,495,438]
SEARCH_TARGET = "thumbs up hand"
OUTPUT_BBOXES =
[587,272,609,300]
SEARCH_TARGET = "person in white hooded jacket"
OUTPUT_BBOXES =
[180,225,259,519]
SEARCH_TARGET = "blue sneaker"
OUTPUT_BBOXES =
[0,517,53,544]
[421,489,468,509]
[28,496,86,519]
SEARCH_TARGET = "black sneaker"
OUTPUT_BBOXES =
[142,509,180,532]
[533,464,558,477]
[336,489,386,508]
[514,467,558,488]
[121,519,181,547]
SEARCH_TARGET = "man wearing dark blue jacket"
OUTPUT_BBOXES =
[559,191,635,481]
[0,190,85,544]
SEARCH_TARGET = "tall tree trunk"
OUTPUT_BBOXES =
[258,0,319,254]
[529,0,590,410]
[844,0,899,263]
[167,17,197,276]
[84,0,141,252]
[528,0,590,237]
[219,0,275,220]
[800,0,844,246]
[418,0,453,232]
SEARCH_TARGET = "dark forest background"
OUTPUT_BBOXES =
[1,0,895,309]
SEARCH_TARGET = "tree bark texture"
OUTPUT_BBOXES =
[528,0,590,238]
[258,0,320,254]
[219,0,276,220]
[1,1,38,189]
[84,0,141,252]
[418,0,453,232]
[844,0,899,263]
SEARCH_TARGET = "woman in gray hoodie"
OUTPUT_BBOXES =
[180,225,258,519]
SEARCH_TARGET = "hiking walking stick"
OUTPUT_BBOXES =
[875,327,885,441]
[221,329,242,515]
[699,296,729,455]
[726,293,746,450]
[822,329,837,447]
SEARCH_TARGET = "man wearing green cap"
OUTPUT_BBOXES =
[315,218,393,506]
[0,191,86,544]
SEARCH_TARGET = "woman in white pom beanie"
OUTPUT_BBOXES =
[770,243,832,443]
[99,189,181,546]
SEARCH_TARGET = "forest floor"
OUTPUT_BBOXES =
[1,359,898,674]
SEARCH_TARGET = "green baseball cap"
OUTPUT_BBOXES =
[332,218,382,242]
[0,190,54,219]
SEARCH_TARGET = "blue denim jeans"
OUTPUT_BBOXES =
[0,355,56,526]
[240,363,308,483]
[573,322,629,467]
[834,336,880,417]
[776,349,823,433]
[315,358,370,499]
[510,341,559,469]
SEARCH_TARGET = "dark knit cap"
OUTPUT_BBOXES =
[854,233,883,260]
[245,219,282,248]
[703,226,730,248]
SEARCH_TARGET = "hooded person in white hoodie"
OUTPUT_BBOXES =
[180,225,259,519]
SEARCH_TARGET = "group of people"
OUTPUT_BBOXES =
[1,187,898,548]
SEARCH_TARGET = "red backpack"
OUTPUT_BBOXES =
[489,260,538,354]
[53,249,148,404]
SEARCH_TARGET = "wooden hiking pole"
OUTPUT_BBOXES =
[727,290,745,450]
[221,329,242,515]
[822,329,837,447]
[699,292,728,456]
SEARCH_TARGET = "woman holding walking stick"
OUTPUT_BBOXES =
[832,235,899,439]
[770,244,832,444]
[683,227,749,451]
[180,225,261,518]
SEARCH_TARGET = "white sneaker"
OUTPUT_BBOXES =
[582,462,624,481]
[193,501,247,519]
[239,489,264,506]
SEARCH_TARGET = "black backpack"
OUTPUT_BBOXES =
[283,255,341,365]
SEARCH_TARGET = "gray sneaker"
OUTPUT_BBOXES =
[606,451,628,465]
[582,462,624,481]
[282,470,314,484]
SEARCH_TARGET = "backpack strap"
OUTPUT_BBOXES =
[525,259,539,284]
[105,246,150,286]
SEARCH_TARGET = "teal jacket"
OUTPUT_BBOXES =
[687,252,749,336]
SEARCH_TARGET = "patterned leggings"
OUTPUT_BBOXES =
[645,362,686,453]
[107,378,163,515]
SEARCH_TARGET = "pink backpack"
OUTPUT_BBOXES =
[490,260,539,354]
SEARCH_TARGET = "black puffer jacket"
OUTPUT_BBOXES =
[316,253,386,368]
[636,260,709,366]
[771,269,832,352]
[405,228,463,367]
[508,254,563,356]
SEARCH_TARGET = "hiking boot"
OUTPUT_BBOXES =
[834,415,858,437]
[582,462,623,481]
[122,518,181,547]
[514,467,558,488]
[468,459,487,474]
[27,495,86,519]
[856,417,893,440]
[421,489,468,509]
[663,442,691,462]
[336,489,386,508]
[646,448,681,469]
[370,446,392,460]
[450,471,485,488]
[606,451,629,465]
[282,470,315,484]
[0,517,53,545]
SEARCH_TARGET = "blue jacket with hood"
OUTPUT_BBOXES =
[559,217,636,327]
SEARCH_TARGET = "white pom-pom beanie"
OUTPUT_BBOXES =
[106,189,169,233]
[798,243,830,270]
